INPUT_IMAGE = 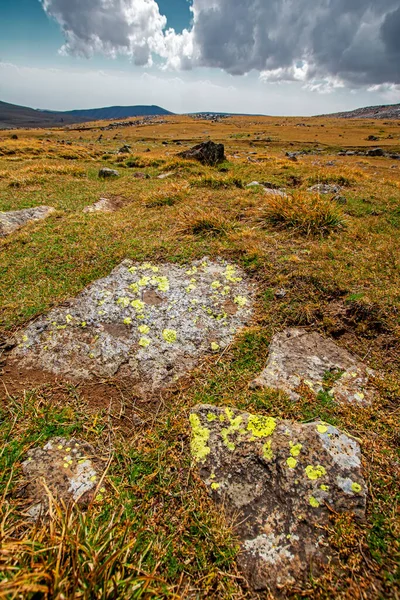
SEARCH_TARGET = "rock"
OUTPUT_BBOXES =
[346,151,356,156]
[118,145,131,154]
[367,135,379,141]
[246,181,260,187]
[98,168,119,178]
[251,328,375,404]
[389,153,400,160]
[285,151,298,162]
[178,141,226,166]
[333,194,347,205]
[133,172,150,179]
[157,172,175,179]
[190,404,366,593]
[83,197,116,213]
[11,134,18,140]
[20,437,104,519]
[367,148,385,157]
[0,206,55,237]
[263,188,288,198]
[308,184,342,195]
[12,259,254,394]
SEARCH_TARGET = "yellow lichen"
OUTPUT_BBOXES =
[138,276,150,287]
[317,424,328,434]
[138,337,151,348]
[287,457,297,469]
[351,482,362,493]
[247,415,276,439]
[234,295,248,308]
[309,496,320,508]
[189,414,210,463]
[211,342,220,351]
[305,465,327,480]
[290,442,302,457]
[123,317,132,325]
[263,440,273,461]
[117,297,130,308]
[163,329,177,343]
[221,411,243,451]
[320,484,329,491]
[131,299,145,312]
[138,324,150,334]
[211,482,220,490]
[207,413,217,422]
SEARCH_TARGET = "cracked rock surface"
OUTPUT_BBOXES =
[12,258,253,394]
[0,206,55,237]
[251,328,375,404]
[190,404,367,593]
[20,437,104,519]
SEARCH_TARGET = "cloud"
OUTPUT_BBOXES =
[40,0,400,87]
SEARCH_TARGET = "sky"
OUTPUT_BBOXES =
[1,0,400,115]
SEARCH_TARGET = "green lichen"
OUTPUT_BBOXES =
[305,465,327,480]
[309,496,320,508]
[290,442,302,457]
[247,415,276,439]
[263,440,273,461]
[287,457,297,469]
[189,414,210,463]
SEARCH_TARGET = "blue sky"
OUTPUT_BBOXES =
[1,0,399,114]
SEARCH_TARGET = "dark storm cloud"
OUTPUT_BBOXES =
[40,0,400,86]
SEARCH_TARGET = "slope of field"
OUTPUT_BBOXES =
[0,115,399,599]
[322,102,400,119]
[0,101,173,129]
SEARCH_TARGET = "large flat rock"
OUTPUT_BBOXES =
[190,404,367,593]
[0,206,55,237]
[251,328,375,404]
[12,259,253,394]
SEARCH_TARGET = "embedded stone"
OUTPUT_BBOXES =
[83,197,116,213]
[190,404,367,593]
[19,437,104,519]
[11,259,253,394]
[308,184,342,195]
[98,167,119,178]
[0,206,55,237]
[251,328,375,404]
[178,141,226,166]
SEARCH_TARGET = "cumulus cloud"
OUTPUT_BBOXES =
[40,0,400,87]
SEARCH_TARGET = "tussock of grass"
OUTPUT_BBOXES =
[191,175,244,189]
[176,208,232,237]
[262,191,346,236]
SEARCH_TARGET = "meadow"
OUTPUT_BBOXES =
[0,115,399,599]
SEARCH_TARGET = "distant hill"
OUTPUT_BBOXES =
[0,101,173,129]
[321,103,400,120]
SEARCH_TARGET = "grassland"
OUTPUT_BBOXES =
[0,115,399,599]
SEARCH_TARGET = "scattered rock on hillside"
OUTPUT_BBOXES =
[0,206,55,237]
[83,197,119,213]
[285,151,298,162]
[178,141,226,166]
[251,328,374,404]
[133,172,150,179]
[118,145,131,154]
[190,404,366,592]
[367,148,385,157]
[263,187,288,198]
[98,167,119,178]
[308,184,342,195]
[19,437,104,519]
[157,171,175,179]
[12,259,253,394]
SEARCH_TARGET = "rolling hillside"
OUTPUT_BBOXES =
[0,101,173,129]
[321,103,400,119]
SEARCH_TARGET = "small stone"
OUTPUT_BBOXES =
[367,148,384,157]
[19,437,103,519]
[250,328,375,404]
[98,168,119,178]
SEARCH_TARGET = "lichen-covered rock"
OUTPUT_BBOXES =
[11,259,253,394]
[20,437,104,519]
[190,404,367,593]
[0,206,55,237]
[308,184,342,195]
[251,328,374,405]
[178,141,226,166]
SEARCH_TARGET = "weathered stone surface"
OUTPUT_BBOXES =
[367,148,384,157]
[0,206,55,237]
[263,187,288,198]
[20,437,104,519]
[190,404,366,593]
[98,167,119,178]
[157,171,175,179]
[308,184,342,195]
[251,328,374,404]
[178,141,226,166]
[12,259,253,394]
[83,197,116,213]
